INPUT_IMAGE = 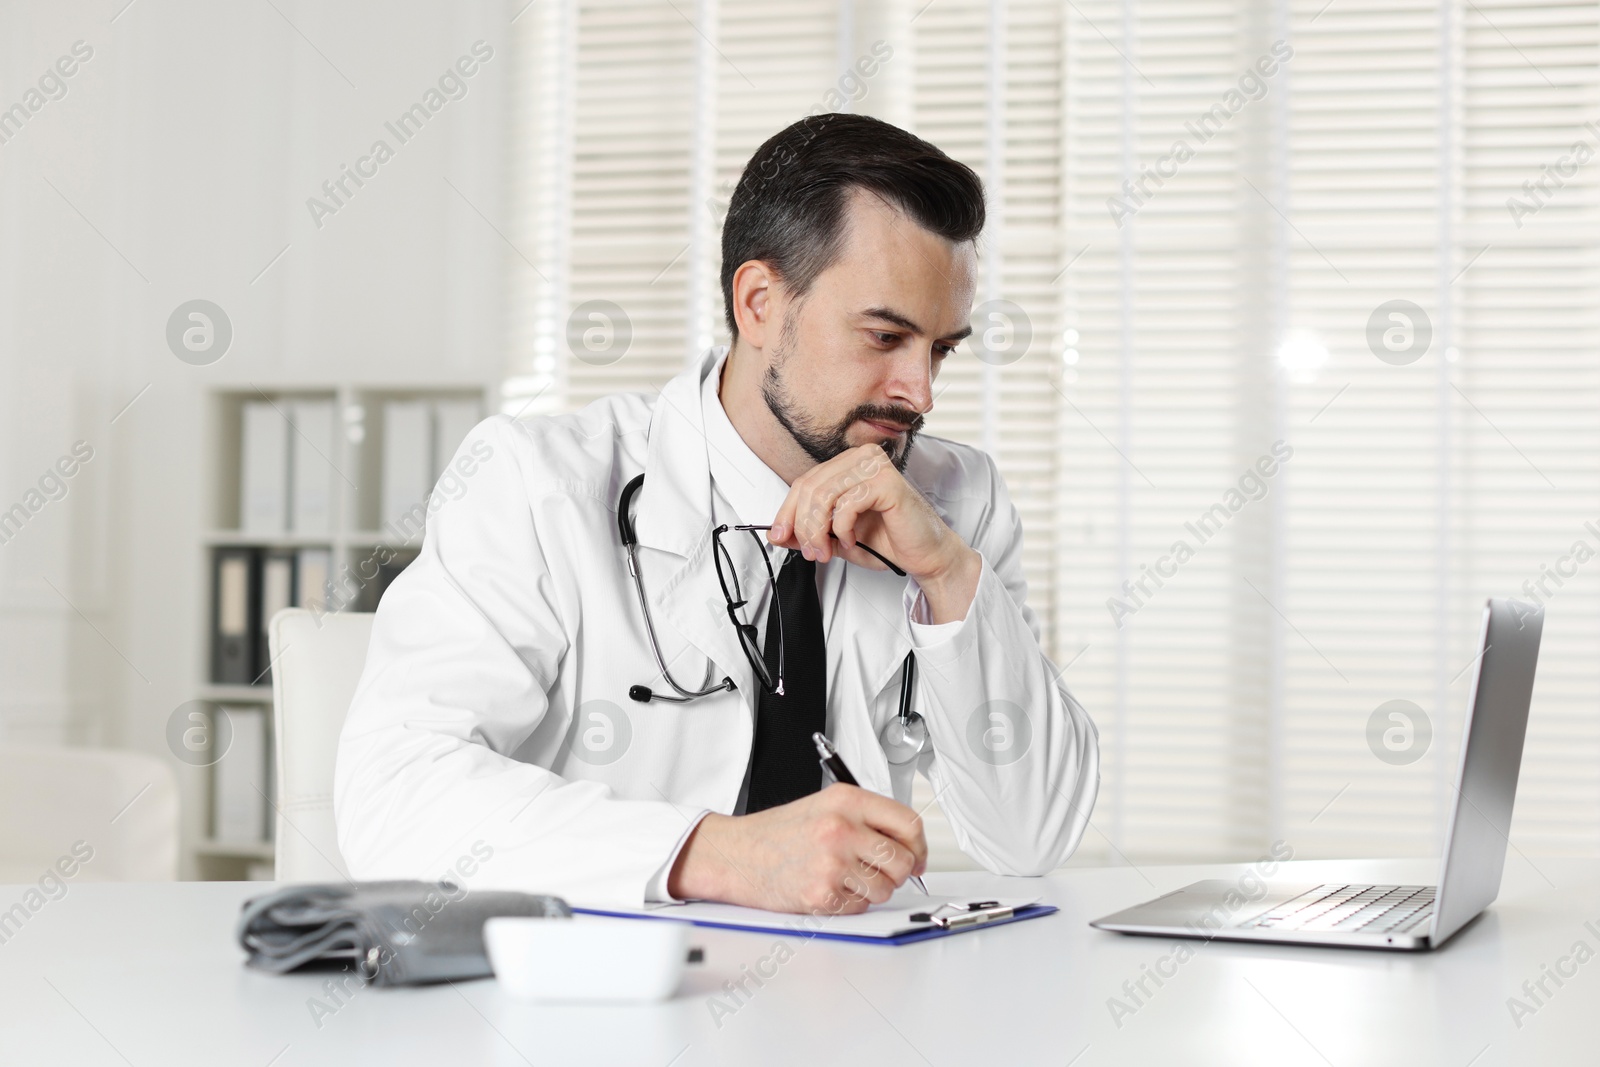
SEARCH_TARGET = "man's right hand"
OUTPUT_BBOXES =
[666,785,929,915]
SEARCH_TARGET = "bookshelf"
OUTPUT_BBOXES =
[193,382,495,880]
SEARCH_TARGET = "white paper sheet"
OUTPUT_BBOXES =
[590,887,1042,939]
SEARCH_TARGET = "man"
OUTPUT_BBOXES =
[335,113,1099,914]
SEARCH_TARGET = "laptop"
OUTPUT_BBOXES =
[1090,598,1542,951]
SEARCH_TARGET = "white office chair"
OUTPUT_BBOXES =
[0,745,179,882]
[268,607,971,882]
[268,608,371,882]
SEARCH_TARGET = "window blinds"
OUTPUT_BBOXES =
[510,0,1599,863]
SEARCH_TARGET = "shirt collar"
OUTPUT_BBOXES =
[701,347,792,527]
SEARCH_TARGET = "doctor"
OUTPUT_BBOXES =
[335,113,1099,914]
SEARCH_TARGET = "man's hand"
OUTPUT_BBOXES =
[768,443,982,623]
[666,785,929,914]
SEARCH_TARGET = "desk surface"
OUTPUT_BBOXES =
[1,857,1594,1066]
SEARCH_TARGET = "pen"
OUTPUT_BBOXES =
[812,731,929,895]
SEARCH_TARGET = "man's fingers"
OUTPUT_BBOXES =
[839,838,905,905]
[829,493,894,570]
[776,445,894,562]
[830,480,866,549]
[798,481,845,561]
[855,829,917,887]
[769,494,797,545]
[852,790,929,871]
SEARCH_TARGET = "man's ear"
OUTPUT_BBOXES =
[731,260,777,349]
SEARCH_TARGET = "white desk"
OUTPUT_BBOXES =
[1,857,1594,1066]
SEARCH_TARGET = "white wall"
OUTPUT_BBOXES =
[0,0,510,871]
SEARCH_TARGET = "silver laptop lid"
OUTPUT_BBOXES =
[1431,598,1543,944]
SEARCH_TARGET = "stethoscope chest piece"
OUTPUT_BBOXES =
[879,650,928,765]
[879,711,928,765]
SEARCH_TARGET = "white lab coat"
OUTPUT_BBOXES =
[334,348,1100,907]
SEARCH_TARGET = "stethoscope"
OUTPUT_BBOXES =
[616,473,930,765]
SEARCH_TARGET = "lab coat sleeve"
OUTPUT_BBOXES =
[643,812,710,903]
[334,416,705,908]
[902,452,1100,876]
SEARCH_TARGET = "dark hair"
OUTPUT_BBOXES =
[719,113,986,340]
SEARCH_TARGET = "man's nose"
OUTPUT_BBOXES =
[888,351,935,414]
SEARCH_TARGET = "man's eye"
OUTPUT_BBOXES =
[934,344,955,358]
[873,332,898,346]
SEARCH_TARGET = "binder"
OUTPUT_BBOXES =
[214,705,268,844]
[362,549,416,612]
[575,889,1057,946]
[296,548,332,615]
[240,402,289,535]
[211,549,257,685]
[432,399,483,480]
[289,400,337,535]
[257,550,296,684]
[381,401,432,531]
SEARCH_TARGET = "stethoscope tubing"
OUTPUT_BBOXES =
[619,474,735,702]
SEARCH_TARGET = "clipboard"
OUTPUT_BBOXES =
[573,889,1058,946]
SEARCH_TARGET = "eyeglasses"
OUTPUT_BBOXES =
[710,524,905,697]
[712,525,784,695]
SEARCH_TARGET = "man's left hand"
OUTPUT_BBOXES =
[768,443,981,624]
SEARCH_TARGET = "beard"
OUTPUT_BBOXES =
[759,318,925,473]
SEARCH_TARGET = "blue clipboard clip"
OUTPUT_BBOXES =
[909,900,1014,929]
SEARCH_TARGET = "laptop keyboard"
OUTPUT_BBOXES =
[1244,884,1436,934]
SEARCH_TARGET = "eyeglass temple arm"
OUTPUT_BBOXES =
[847,538,906,577]
[728,525,906,577]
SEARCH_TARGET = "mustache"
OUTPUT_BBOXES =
[848,404,925,434]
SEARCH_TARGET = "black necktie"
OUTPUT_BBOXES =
[745,550,826,812]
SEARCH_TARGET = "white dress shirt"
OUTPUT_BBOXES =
[643,350,964,901]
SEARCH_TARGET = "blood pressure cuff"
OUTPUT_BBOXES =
[237,880,571,987]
